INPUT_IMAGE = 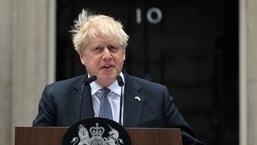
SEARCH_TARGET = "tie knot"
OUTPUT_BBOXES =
[101,88,111,95]
[97,88,111,98]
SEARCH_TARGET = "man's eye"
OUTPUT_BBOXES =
[109,46,118,52]
[93,47,102,52]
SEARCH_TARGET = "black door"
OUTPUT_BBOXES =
[56,0,239,144]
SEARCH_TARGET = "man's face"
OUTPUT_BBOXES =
[79,37,125,87]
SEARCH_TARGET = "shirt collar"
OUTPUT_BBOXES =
[89,72,124,96]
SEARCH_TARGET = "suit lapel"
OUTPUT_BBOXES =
[123,73,145,127]
[80,86,94,119]
[69,75,94,122]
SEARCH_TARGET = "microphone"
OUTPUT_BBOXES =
[78,75,97,121]
[117,75,124,86]
[116,75,124,125]
[84,75,97,85]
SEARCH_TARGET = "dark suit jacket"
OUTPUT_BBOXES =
[33,71,204,145]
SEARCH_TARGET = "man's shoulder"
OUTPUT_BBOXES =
[47,74,87,88]
[127,74,165,88]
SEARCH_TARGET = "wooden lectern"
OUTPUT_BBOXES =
[15,127,182,145]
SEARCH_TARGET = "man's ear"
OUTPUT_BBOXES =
[79,52,85,65]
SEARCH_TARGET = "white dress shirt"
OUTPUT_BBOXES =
[90,72,124,124]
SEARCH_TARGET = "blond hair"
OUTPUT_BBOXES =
[70,9,129,53]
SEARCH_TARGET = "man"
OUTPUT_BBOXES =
[33,9,205,145]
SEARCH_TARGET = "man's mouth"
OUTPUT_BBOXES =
[102,64,113,69]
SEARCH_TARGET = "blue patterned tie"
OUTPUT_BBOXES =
[99,88,113,120]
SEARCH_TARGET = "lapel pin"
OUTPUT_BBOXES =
[135,96,141,102]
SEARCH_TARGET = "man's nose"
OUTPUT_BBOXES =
[102,48,111,59]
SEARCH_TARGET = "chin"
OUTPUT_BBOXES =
[98,76,115,86]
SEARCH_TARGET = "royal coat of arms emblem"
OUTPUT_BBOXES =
[63,118,131,145]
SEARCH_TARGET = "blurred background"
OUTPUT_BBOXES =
[56,0,238,145]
